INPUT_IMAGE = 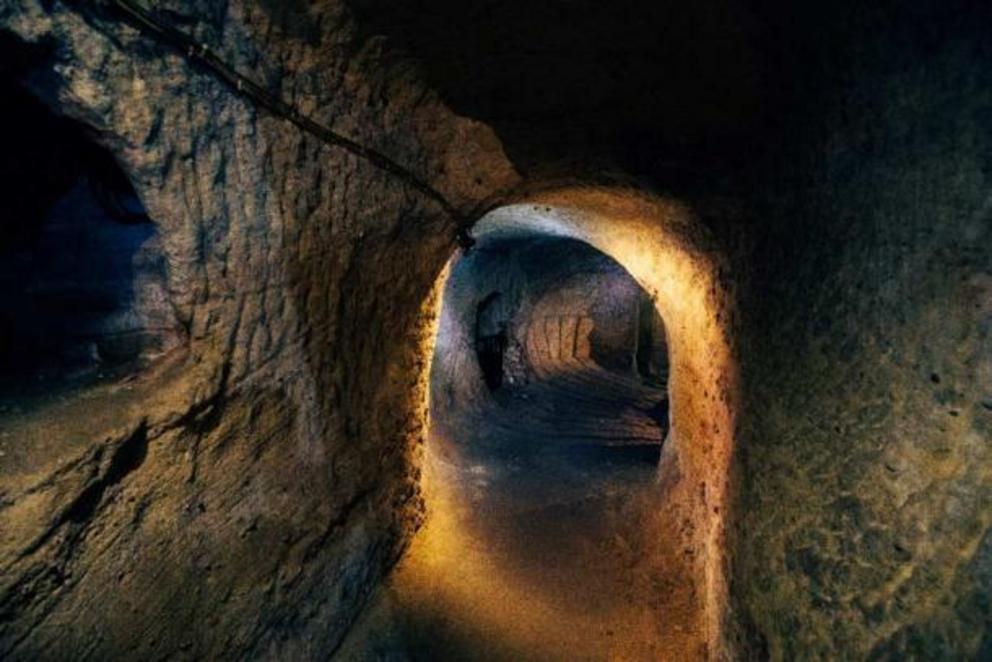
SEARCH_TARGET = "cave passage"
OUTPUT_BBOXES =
[340,234,674,659]
[434,236,669,451]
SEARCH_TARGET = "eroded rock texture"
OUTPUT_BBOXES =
[0,0,990,659]
[731,10,992,657]
[0,1,515,658]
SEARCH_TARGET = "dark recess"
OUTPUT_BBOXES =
[0,47,177,395]
[475,292,506,392]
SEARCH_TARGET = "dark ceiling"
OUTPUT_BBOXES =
[347,0,989,185]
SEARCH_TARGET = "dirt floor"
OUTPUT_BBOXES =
[337,367,682,660]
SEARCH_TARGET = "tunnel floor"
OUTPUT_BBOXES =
[337,365,683,660]
[473,362,667,448]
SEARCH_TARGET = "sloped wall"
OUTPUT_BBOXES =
[730,6,992,658]
[0,2,516,658]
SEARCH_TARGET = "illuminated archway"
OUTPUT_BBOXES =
[410,185,738,657]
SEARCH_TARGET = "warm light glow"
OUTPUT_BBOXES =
[387,436,671,658]
[407,186,737,657]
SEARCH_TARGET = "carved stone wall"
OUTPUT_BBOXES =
[0,2,516,658]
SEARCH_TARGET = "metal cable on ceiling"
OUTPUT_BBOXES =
[69,0,476,244]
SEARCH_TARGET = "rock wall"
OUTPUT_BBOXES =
[730,5,992,658]
[0,1,515,658]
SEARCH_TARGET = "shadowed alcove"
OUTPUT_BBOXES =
[0,80,183,408]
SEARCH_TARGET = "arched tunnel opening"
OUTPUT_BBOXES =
[0,73,182,410]
[469,239,669,397]
[440,234,670,449]
[338,192,735,658]
[415,233,671,654]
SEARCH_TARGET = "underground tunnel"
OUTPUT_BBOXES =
[1,0,992,660]
[338,191,738,659]
[368,231,675,656]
